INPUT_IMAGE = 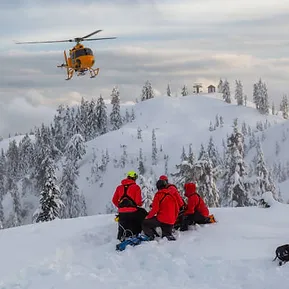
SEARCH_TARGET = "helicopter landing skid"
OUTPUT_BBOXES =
[89,68,99,78]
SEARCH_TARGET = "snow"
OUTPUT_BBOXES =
[75,93,287,214]
[1,203,289,289]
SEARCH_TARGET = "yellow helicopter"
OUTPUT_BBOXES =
[16,30,116,80]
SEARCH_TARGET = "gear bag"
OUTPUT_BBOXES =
[273,244,289,265]
[118,184,137,208]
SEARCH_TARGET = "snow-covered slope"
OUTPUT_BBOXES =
[1,199,289,289]
[78,93,286,214]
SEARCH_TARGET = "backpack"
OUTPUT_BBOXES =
[273,244,289,266]
[118,184,137,208]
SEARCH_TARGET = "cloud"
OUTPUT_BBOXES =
[0,97,55,137]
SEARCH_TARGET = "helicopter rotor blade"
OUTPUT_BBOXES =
[15,39,74,44]
[82,37,117,41]
[81,30,103,39]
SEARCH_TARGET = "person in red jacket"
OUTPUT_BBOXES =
[159,175,185,210]
[180,182,215,231]
[112,171,147,241]
[159,175,186,230]
[142,179,179,241]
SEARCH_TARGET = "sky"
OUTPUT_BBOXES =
[1,0,289,137]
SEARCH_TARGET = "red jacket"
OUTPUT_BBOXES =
[183,183,209,217]
[146,188,179,225]
[112,178,142,213]
[167,184,185,209]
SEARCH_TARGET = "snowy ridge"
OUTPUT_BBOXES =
[1,198,289,289]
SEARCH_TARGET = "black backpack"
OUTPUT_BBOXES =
[118,184,137,208]
[273,244,289,266]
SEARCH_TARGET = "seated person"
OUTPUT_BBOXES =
[180,182,216,231]
[142,179,179,241]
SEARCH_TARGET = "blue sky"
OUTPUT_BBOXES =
[1,0,289,136]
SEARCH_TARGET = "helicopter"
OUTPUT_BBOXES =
[15,30,116,80]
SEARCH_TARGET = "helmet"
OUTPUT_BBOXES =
[156,179,167,190]
[159,175,168,181]
[127,171,138,180]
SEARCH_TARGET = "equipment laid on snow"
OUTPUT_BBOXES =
[273,244,289,266]
[116,234,151,251]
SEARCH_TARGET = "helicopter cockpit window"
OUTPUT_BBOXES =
[74,48,93,58]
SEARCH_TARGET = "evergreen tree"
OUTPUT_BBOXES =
[222,80,231,103]
[222,119,250,207]
[235,80,244,105]
[137,127,142,140]
[138,148,145,175]
[152,129,157,165]
[11,182,22,227]
[86,98,98,139]
[60,134,86,218]
[180,146,187,162]
[254,141,279,201]
[272,102,276,115]
[164,154,169,176]
[167,84,172,97]
[96,94,108,135]
[181,85,188,96]
[36,158,63,222]
[215,114,220,128]
[217,79,223,93]
[280,95,289,119]
[253,79,269,114]
[110,87,123,130]
[125,109,130,123]
[141,80,154,101]
[139,175,155,210]
[192,152,220,207]
[131,108,135,121]
[207,136,221,168]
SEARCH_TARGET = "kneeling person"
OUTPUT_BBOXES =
[142,179,179,241]
[180,182,215,231]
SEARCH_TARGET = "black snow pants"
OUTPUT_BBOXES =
[180,211,211,231]
[117,207,147,241]
[142,217,174,240]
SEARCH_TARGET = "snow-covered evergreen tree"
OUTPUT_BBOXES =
[192,152,220,207]
[280,95,289,119]
[141,80,154,101]
[139,175,155,210]
[36,158,63,222]
[222,119,251,207]
[138,148,145,175]
[137,127,142,140]
[10,182,22,227]
[253,79,269,115]
[86,98,98,139]
[96,94,108,135]
[167,84,172,97]
[152,129,157,165]
[235,80,244,105]
[272,102,276,115]
[217,79,223,93]
[207,136,221,168]
[254,141,279,201]
[60,134,86,219]
[110,87,123,130]
[181,85,188,96]
[222,80,231,103]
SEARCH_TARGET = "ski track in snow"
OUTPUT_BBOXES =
[1,202,289,289]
